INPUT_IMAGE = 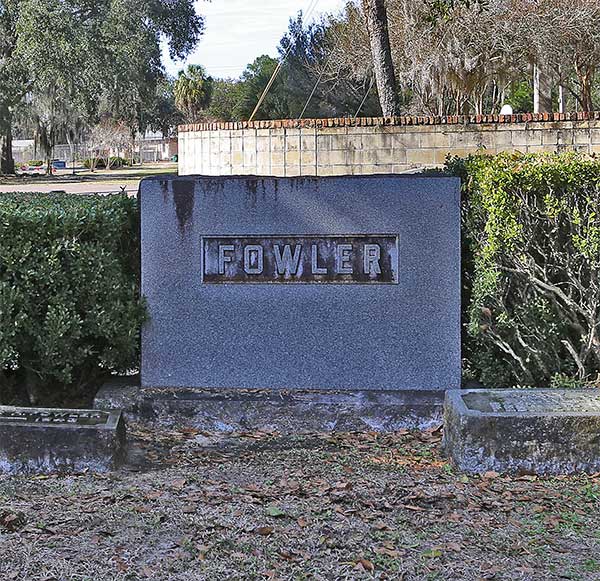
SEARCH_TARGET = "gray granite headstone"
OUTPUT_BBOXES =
[140,175,461,394]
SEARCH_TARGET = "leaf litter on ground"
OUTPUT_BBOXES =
[0,423,599,579]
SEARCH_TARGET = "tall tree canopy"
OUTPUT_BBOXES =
[203,0,600,122]
[235,55,291,121]
[0,0,203,172]
[323,0,600,117]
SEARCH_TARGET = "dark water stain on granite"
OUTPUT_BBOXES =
[173,180,195,235]
[202,178,226,196]
[160,180,169,204]
[246,177,259,208]
[291,176,320,192]
[245,177,269,209]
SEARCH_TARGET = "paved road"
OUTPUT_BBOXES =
[0,180,140,195]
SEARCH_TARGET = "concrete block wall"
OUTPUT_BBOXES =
[178,113,600,176]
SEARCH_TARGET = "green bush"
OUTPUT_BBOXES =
[107,156,129,169]
[82,158,101,169]
[448,152,600,388]
[0,193,145,407]
[82,156,129,170]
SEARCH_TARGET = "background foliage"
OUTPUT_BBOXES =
[0,0,203,170]
[450,152,600,388]
[194,0,600,122]
[0,193,145,407]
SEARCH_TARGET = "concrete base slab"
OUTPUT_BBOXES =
[0,406,126,475]
[95,377,445,432]
[444,388,600,475]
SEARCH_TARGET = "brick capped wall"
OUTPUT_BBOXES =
[178,112,600,176]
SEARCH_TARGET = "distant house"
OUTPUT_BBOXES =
[139,133,178,162]
[12,140,35,163]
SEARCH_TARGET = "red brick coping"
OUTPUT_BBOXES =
[179,112,600,133]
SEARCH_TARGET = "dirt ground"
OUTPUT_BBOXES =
[1,425,600,581]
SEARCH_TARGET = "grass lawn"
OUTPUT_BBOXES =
[1,426,599,580]
[0,163,177,186]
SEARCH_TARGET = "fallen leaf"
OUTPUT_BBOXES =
[255,526,274,536]
[355,558,375,572]
[445,542,463,552]
[403,504,426,512]
[483,471,500,480]
[265,506,287,518]
[374,546,404,558]
[0,510,26,532]
[373,521,391,531]
[516,475,537,482]
[114,556,128,572]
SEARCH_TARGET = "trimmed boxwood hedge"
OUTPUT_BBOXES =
[0,193,145,407]
[449,152,600,388]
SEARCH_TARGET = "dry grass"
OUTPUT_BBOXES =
[1,425,600,580]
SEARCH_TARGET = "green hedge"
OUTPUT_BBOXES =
[82,157,129,170]
[449,152,600,388]
[0,193,145,407]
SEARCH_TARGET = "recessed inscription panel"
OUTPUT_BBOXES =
[202,235,399,284]
[0,409,110,426]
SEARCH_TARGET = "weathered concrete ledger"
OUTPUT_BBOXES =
[444,389,600,475]
[0,406,126,475]
[95,377,445,432]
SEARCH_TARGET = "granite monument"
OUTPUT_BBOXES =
[137,174,461,430]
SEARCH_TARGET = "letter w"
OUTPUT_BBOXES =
[274,244,302,276]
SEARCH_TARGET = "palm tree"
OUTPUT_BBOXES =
[174,64,213,123]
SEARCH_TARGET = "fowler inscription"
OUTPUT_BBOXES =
[202,235,399,284]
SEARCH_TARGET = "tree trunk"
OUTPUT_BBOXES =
[361,0,399,116]
[0,107,15,175]
[533,62,552,114]
[575,62,595,112]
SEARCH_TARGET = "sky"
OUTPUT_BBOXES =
[163,0,348,79]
